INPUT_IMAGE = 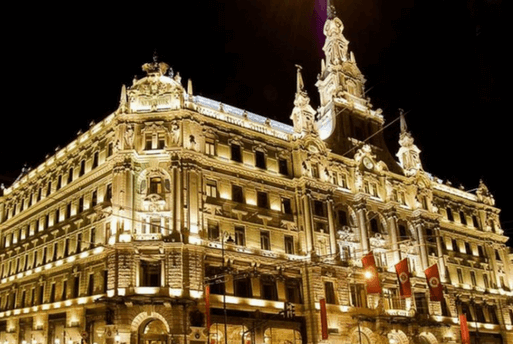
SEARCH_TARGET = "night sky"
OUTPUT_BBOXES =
[0,1,509,245]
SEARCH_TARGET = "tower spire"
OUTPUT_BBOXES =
[291,65,317,136]
[296,64,305,93]
[399,108,408,134]
[327,0,336,20]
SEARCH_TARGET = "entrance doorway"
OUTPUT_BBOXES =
[139,319,169,344]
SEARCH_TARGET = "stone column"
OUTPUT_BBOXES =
[326,197,337,256]
[354,196,369,254]
[413,218,428,270]
[384,207,401,265]
[301,190,314,255]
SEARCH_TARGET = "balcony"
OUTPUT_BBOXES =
[133,233,163,241]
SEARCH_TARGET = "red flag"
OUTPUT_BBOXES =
[320,298,328,340]
[361,251,381,294]
[205,285,211,330]
[424,263,443,301]
[395,259,412,298]
[459,314,471,344]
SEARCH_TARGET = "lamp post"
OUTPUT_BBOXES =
[221,232,235,344]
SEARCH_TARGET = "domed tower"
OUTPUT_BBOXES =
[316,0,401,173]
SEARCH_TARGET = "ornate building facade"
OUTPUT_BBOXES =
[0,4,512,344]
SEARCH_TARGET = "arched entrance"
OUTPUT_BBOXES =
[139,319,169,344]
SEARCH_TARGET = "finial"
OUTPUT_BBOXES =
[153,49,159,63]
[327,0,336,20]
[295,64,304,93]
[399,109,408,134]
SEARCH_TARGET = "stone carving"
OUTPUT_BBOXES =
[124,124,134,149]
[397,110,423,177]
[476,179,495,206]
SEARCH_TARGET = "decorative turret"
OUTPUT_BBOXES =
[317,1,366,108]
[290,65,317,136]
[396,109,423,176]
[118,54,185,114]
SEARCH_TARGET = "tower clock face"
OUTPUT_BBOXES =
[318,110,334,140]
[363,157,373,170]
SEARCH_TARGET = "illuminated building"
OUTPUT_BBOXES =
[0,3,512,344]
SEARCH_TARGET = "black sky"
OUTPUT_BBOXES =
[0,1,509,244]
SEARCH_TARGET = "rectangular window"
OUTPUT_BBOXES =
[483,274,489,289]
[88,274,95,295]
[257,191,268,208]
[145,134,153,150]
[68,168,74,184]
[285,279,302,303]
[205,139,216,155]
[39,285,44,305]
[234,276,252,298]
[414,292,428,314]
[73,276,80,298]
[313,200,325,217]
[61,280,67,301]
[91,190,98,207]
[260,231,270,251]
[157,133,166,149]
[446,207,454,222]
[350,284,366,308]
[92,152,99,169]
[338,210,348,226]
[457,268,464,284]
[140,261,161,287]
[79,160,86,177]
[232,185,244,203]
[284,235,294,254]
[231,144,242,162]
[255,150,266,169]
[261,277,277,301]
[472,215,480,229]
[278,158,288,175]
[235,226,245,246]
[205,180,217,198]
[460,212,467,225]
[49,283,56,303]
[208,220,219,241]
[281,197,292,214]
[149,177,163,194]
[470,271,477,286]
[311,164,319,178]
[105,184,112,202]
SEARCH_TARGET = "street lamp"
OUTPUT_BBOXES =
[221,232,234,344]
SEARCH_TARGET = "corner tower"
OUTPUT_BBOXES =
[316,0,400,172]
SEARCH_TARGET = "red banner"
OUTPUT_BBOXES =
[424,263,443,301]
[459,314,471,344]
[362,251,381,294]
[395,258,412,298]
[320,298,328,340]
[205,285,211,330]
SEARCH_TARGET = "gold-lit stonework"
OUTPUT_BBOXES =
[0,5,511,344]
